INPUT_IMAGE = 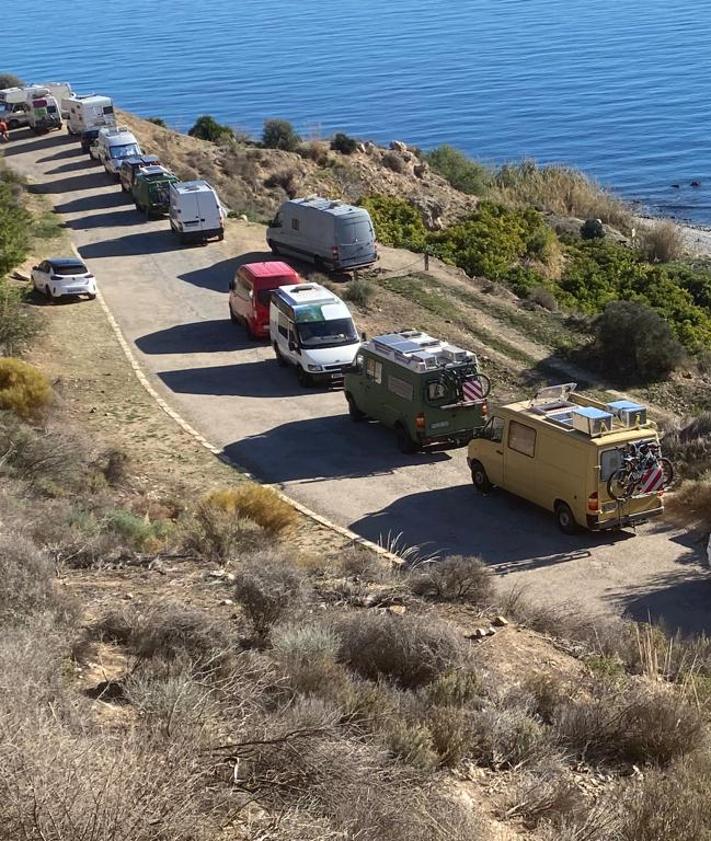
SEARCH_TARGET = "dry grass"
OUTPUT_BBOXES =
[641,220,685,263]
[206,484,297,535]
[492,160,633,231]
[0,358,52,420]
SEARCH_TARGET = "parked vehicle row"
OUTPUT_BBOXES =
[0,82,71,133]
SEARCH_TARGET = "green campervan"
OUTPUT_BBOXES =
[344,330,490,453]
[132,166,179,216]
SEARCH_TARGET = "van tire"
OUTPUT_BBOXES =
[396,423,417,454]
[346,393,365,422]
[470,460,492,493]
[229,306,239,324]
[268,240,280,255]
[296,366,312,388]
[274,343,287,367]
[555,502,577,535]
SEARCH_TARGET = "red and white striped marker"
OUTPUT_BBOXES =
[462,377,485,402]
[639,464,665,494]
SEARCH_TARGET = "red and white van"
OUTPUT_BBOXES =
[228,261,302,339]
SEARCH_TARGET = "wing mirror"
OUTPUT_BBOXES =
[288,340,297,352]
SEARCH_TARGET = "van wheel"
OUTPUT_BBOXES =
[218,231,224,242]
[396,423,417,454]
[296,366,312,388]
[346,393,365,422]
[229,306,239,324]
[44,285,54,303]
[314,256,326,272]
[269,240,280,255]
[555,502,577,535]
[470,460,492,493]
[274,343,287,367]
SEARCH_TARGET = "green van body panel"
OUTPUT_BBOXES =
[132,168,179,216]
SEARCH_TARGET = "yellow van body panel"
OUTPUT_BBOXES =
[468,395,664,531]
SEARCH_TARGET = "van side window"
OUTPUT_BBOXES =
[238,277,252,298]
[426,380,447,403]
[366,358,382,384]
[508,420,536,457]
[278,312,289,339]
[388,375,413,401]
[291,218,300,231]
[600,448,624,481]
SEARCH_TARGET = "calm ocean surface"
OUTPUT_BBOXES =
[7,0,711,222]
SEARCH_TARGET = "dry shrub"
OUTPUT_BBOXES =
[0,535,76,627]
[470,706,553,769]
[529,285,558,310]
[556,682,702,766]
[425,704,475,767]
[338,544,394,582]
[0,359,50,421]
[641,220,685,263]
[382,150,407,173]
[264,168,300,198]
[335,611,464,689]
[298,140,329,165]
[272,623,347,697]
[341,277,375,308]
[502,759,582,828]
[182,500,263,562]
[206,484,297,536]
[91,603,234,675]
[382,720,438,768]
[234,550,306,637]
[409,554,493,606]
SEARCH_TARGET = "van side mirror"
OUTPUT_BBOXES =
[32,265,39,271]
[288,340,297,352]
[361,331,367,342]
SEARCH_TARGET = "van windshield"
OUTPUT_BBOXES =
[297,318,357,348]
[340,219,372,244]
[111,143,139,159]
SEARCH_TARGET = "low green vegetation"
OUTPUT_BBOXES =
[188,114,234,144]
[262,118,301,152]
[330,132,358,155]
[0,72,23,89]
[425,144,492,195]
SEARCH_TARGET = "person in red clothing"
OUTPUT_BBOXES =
[0,120,8,142]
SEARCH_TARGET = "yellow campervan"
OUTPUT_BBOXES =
[467,384,669,533]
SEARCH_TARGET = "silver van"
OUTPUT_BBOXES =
[267,196,377,272]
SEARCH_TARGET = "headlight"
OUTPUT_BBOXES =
[307,364,323,372]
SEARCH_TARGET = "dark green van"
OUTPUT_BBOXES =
[344,330,490,453]
[132,166,179,216]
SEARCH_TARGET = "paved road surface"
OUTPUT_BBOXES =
[8,130,711,632]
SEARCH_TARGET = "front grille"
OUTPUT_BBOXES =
[324,364,345,372]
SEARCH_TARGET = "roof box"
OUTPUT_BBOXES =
[606,400,647,428]
[572,406,613,437]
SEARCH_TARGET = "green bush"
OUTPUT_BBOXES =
[592,301,685,383]
[330,133,358,155]
[359,195,428,250]
[0,72,24,89]
[425,145,492,195]
[0,176,31,276]
[0,282,40,357]
[0,358,51,419]
[146,116,166,128]
[342,277,375,307]
[262,118,301,151]
[188,114,234,143]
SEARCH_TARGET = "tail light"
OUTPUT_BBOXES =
[415,412,426,430]
[587,492,599,513]
[481,400,489,417]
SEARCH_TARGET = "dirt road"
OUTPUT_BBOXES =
[8,130,710,631]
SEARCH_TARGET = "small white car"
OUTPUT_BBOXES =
[31,257,97,301]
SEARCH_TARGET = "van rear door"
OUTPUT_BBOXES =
[337,217,375,267]
[197,190,221,231]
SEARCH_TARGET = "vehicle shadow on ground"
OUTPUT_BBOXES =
[3,132,71,156]
[46,159,98,175]
[79,229,178,258]
[55,191,129,213]
[37,146,84,162]
[605,566,711,634]
[158,360,312,398]
[349,485,634,565]
[178,251,275,293]
[28,171,114,194]
[136,320,254,354]
[66,208,142,230]
[221,415,449,483]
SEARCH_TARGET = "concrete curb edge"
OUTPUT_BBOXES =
[71,244,400,563]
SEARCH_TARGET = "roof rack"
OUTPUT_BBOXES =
[368,330,476,372]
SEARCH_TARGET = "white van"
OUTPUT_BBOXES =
[94,126,141,176]
[63,94,115,136]
[269,283,361,386]
[267,196,378,272]
[169,180,224,244]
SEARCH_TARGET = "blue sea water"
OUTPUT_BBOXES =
[6,0,711,222]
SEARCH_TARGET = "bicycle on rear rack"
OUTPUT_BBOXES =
[606,441,674,501]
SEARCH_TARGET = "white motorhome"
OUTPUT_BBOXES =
[94,126,141,176]
[269,283,361,386]
[63,94,115,135]
[24,87,62,133]
[169,180,224,244]
[266,196,378,272]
